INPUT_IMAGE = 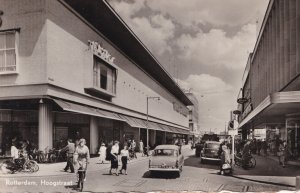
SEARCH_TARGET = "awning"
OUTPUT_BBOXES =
[53,99,125,122]
[238,91,300,129]
[119,114,190,134]
[53,99,190,135]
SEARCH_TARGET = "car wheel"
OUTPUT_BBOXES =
[200,156,204,164]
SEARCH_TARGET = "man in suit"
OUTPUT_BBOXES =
[60,139,75,173]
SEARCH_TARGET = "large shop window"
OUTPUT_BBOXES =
[0,31,17,74]
[91,56,116,97]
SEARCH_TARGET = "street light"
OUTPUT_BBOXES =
[146,96,160,155]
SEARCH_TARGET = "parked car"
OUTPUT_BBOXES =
[148,145,184,177]
[200,141,221,164]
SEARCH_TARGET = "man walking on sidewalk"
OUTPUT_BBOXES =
[60,139,75,173]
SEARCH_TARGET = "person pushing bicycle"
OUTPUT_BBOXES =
[73,138,90,188]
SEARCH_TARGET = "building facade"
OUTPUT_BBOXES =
[237,0,300,158]
[186,92,200,139]
[0,0,192,155]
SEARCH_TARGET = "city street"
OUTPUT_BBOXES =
[0,147,296,192]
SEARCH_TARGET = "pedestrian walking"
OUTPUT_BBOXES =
[10,142,19,160]
[130,140,137,159]
[257,139,262,155]
[109,141,119,175]
[73,138,90,184]
[119,145,129,175]
[262,140,268,156]
[60,139,75,173]
[218,144,231,175]
[98,143,106,164]
[278,141,287,168]
[242,140,251,169]
[139,140,144,156]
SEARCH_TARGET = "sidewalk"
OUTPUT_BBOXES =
[0,152,149,178]
[232,154,300,187]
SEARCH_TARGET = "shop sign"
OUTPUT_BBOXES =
[237,97,248,104]
[88,40,115,63]
[233,110,241,115]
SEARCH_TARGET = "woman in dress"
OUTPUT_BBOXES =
[109,141,119,175]
[74,138,90,183]
[98,143,106,164]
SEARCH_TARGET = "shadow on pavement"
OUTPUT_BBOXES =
[142,171,179,179]
[184,155,220,170]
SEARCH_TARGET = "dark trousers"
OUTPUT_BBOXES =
[121,156,128,170]
[64,157,74,172]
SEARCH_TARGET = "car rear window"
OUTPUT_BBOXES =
[153,149,177,156]
[205,143,219,149]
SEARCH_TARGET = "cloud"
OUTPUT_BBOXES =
[130,14,175,54]
[146,0,269,27]
[108,0,146,21]
[175,23,256,70]
[108,0,175,55]
[178,74,235,132]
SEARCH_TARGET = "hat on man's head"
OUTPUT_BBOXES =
[101,143,105,146]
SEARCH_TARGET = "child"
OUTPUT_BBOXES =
[119,145,129,175]
[98,143,106,164]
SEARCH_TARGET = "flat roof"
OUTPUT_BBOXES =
[61,0,193,106]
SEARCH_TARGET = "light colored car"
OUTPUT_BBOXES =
[200,141,221,163]
[149,145,184,177]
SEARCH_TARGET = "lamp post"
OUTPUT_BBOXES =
[146,96,160,155]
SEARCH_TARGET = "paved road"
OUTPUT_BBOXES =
[0,148,295,192]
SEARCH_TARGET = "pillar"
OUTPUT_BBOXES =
[162,132,167,144]
[38,100,53,151]
[150,130,156,146]
[90,116,98,154]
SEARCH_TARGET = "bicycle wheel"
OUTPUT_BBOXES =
[0,162,13,174]
[49,154,56,163]
[249,157,256,168]
[24,160,35,172]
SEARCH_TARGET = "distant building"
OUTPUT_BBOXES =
[236,0,300,159]
[185,92,199,138]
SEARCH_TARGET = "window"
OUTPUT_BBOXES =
[0,31,17,73]
[93,56,116,95]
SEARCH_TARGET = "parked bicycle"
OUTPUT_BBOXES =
[0,152,39,174]
[234,152,256,169]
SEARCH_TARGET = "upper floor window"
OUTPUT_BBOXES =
[0,31,16,73]
[93,56,116,95]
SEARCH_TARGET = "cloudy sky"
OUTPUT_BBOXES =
[107,0,269,133]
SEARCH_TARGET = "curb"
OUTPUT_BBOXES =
[231,175,296,188]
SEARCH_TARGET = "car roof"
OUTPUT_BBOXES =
[205,141,220,144]
[154,145,179,150]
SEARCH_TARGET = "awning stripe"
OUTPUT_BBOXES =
[53,99,125,122]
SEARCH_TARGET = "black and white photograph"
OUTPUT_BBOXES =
[0,0,299,192]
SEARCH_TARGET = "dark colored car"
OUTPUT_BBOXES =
[200,141,221,163]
